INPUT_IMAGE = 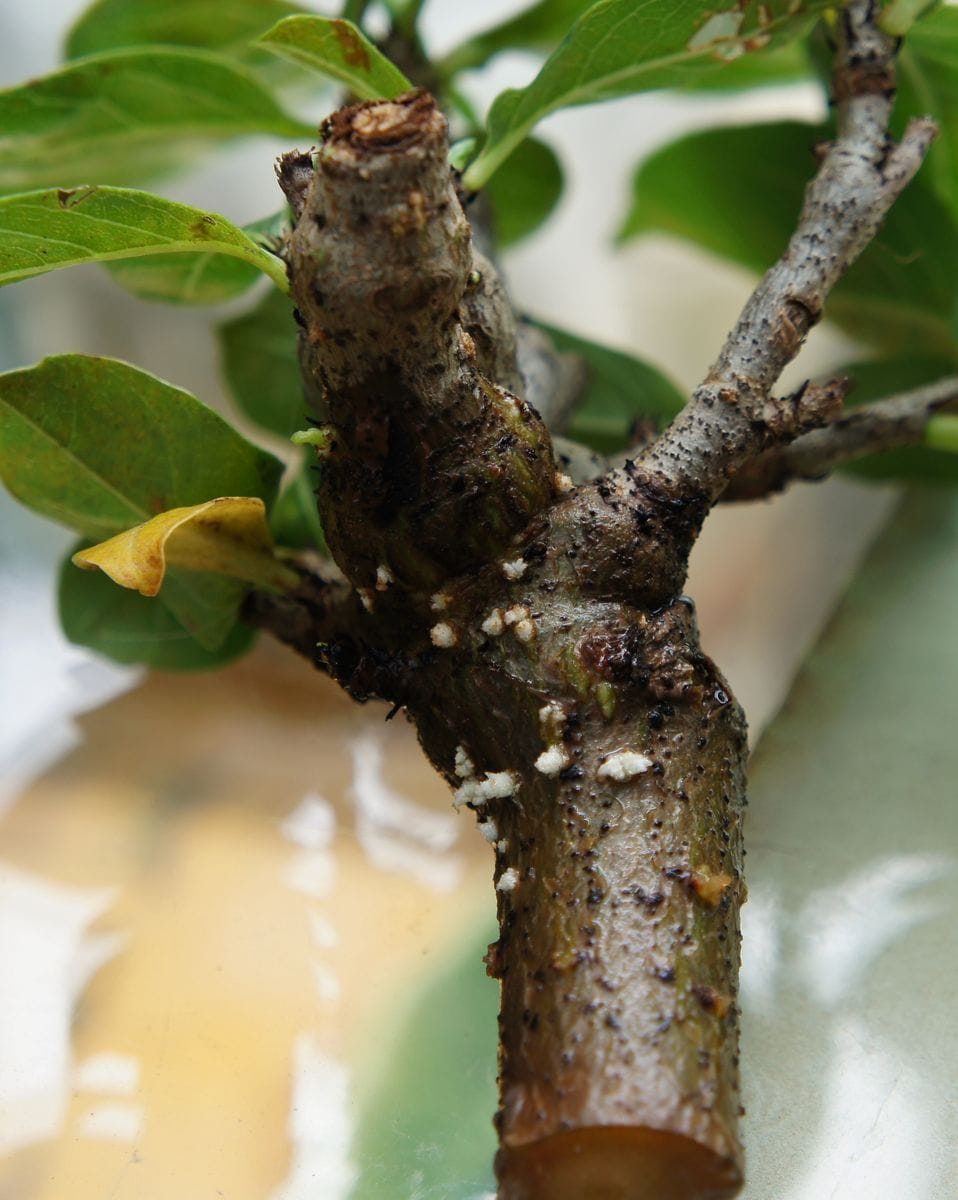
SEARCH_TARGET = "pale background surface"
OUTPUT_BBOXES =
[0,3,951,1198]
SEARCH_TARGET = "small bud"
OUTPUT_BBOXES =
[291,426,334,456]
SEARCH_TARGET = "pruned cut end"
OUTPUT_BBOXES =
[496,1125,742,1200]
[321,89,443,154]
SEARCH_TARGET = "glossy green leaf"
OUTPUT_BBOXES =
[218,287,303,436]
[439,0,595,76]
[538,321,685,453]
[487,137,563,247]
[217,288,326,550]
[831,355,958,485]
[65,0,301,61]
[881,0,945,37]
[680,36,815,91]
[449,136,479,172]
[242,206,295,251]
[103,250,263,305]
[0,47,309,195]
[60,548,257,668]
[269,462,326,552]
[896,6,958,223]
[443,0,816,90]
[0,187,289,292]
[101,209,292,305]
[619,121,958,357]
[351,921,499,1198]
[0,354,282,538]
[462,0,831,189]
[0,354,282,652]
[258,15,411,100]
[743,490,958,1200]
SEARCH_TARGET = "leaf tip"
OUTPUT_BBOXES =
[70,547,97,572]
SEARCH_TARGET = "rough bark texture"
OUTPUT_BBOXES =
[723,375,958,499]
[247,5,938,1196]
[276,90,747,1197]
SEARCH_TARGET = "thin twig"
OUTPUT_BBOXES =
[242,561,356,665]
[723,375,958,499]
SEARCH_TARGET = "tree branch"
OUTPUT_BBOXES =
[280,91,558,596]
[723,375,958,500]
[258,8,942,1197]
[275,88,749,1198]
[621,0,936,507]
[516,322,589,433]
[242,559,356,664]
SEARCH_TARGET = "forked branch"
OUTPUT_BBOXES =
[619,0,936,507]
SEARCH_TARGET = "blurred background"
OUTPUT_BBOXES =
[1,3,953,1198]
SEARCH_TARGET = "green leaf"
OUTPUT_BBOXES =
[618,121,958,357]
[65,0,302,61]
[216,288,326,550]
[258,16,411,100]
[0,354,282,538]
[833,355,958,485]
[927,414,958,454]
[0,354,283,654]
[218,287,303,436]
[462,0,831,189]
[486,137,563,247]
[744,491,958,1187]
[0,46,309,195]
[243,206,295,250]
[103,250,263,305]
[155,565,250,651]
[449,136,479,172]
[680,36,815,91]
[439,0,595,76]
[896,6,958,224]
[269,462,326,552]
[880,0,943,37]
[59,547,256,668]
[443,0,816,90]
[0,187,289,292]
[100,210,292,305]
[351,921,499,1198]
[537,321,686,453]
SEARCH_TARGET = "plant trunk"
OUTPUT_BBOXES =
[280,90,746,1199]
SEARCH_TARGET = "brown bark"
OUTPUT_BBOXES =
[721,375,958,500]
[480,603,747,1200]
[240,5,938,1196]
[273,89,747,1197]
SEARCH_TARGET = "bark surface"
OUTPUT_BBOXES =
[278,89,747,1198]
[252,6,936,1196]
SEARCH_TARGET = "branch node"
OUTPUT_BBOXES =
[765,375,850,440]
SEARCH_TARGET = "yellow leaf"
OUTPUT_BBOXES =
[72,497,300,596]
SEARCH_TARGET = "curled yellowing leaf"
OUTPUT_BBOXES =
[72,496,300,596]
